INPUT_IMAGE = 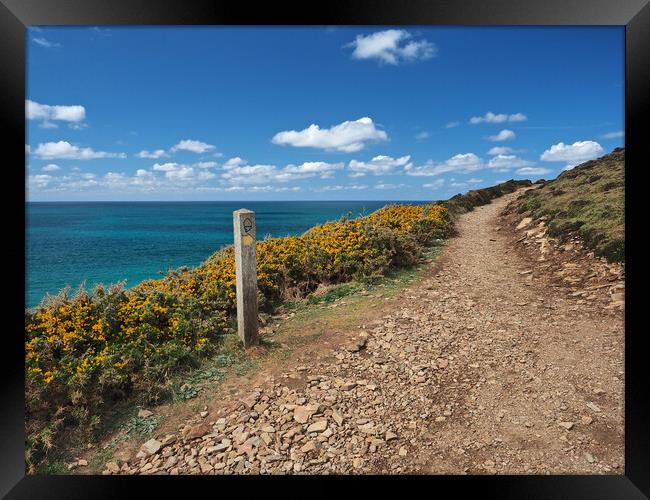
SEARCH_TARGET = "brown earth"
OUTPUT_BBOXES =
[88,188,624,475]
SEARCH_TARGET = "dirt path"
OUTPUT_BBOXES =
[115,190,624,475]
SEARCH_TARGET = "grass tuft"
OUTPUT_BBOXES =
[515,148,624,262]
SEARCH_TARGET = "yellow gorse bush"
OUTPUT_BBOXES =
[25,202,450,388]
[367,203,451,243]
[367,204,426,232]
[24,201,450,471]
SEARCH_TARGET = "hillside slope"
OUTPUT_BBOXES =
[515,148,624,262]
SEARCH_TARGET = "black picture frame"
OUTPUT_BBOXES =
[2,0,648,497]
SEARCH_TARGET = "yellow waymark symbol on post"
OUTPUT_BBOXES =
[242,234,254,246]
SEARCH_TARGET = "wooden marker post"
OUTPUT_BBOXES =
[233,209,259,347]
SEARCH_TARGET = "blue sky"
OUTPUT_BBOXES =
[26,26,624,201]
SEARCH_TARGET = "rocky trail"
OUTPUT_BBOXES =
[107,189,624,475]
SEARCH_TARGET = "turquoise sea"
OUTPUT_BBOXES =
[26,201,422,309]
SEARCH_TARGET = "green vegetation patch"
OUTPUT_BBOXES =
[306,283,362,305]
[121,414,159,436]
[517,148,624,262]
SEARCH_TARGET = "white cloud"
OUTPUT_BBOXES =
[405,152,534,177]
[137,149,168,159]
[149,164,214,184]
[140,143,221,160]
[27,171,99,192]
[165,167,197,181]
[540,140,604,164]
[41,164,61,172]
[221,164,280,186]
[446,121,460,129]
[39,121,59,129]
[318,184,369,191]
[28,174,53,189]
[423,179,445,189]
[30,161,224,194]
[407,161,450,177]
[602,130,624,139]
[194,186,229,193]
[375,183,407,190]
[194,161,219,169]
[470,112,527,124]
[68,122,88,130]
[195,185,301,194]
[152,162,179,172]
[150,162,215,180]
[405,153,484,176]
[415,131,430,140]
[65,174,100,189]
[220,158,344,186]
[346,29,436,65]
[509,113,527,122]
[164,166,215,182]
[487,154,534,170]
[32,37,62,48]
[487,146,512,155]
[446,153,484,170]
[103,172,129,187]
[348,155,411,177]
[516,167,552,176]
[272,117,388,153]
[487,129,516,142]
[281,161,344,180]
[171,139,215,154]
[26,100,86,128]
[223,157,247,168]
[28,101,85,122]
[246,186,301,193]
[32,141,126,160]
[467,178,483,184]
